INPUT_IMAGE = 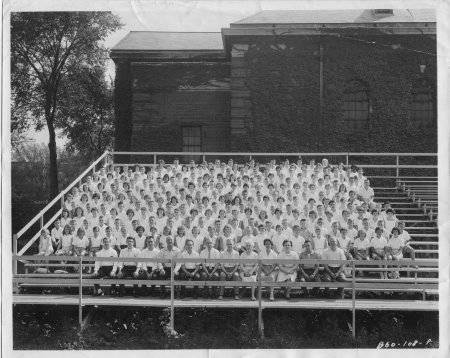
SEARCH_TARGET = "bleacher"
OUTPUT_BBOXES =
[12,151,439,336]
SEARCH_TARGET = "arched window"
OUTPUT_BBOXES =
[343,80,369,129]
[410,78,435,128]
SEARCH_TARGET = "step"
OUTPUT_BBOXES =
[414,250,439,254]
[410,234,438,237]
[409,241,438,246]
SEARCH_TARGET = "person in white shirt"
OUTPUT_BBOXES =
[298,240,321,297]
[50,219,63,251]
[276,240,299,300]
[200,237,221,298]
[117,237,140,297]
[386,227,405,279]
[92,237,118,296]
[258,238,278,301]
[219,238,241,300]
[239,241,259,301]
[138,236,160,296]
[321,237,348,298]
[398,221,417,263]
[370,227,389,279]
[179,239,201,299]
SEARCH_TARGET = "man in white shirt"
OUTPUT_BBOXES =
[92,237,118,296]
[117,237,141,297]
[200,237,221,298]
[321,237,348,298]
[138,236,160,296]
[219,238,241,300]
[179,239,201,299]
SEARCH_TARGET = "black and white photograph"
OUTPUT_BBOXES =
[2,0,450,356]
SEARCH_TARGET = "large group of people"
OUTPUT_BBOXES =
[36,157,418,300]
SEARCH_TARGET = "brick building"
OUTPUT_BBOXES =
[110,9,437,159]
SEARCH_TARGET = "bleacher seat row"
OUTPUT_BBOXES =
[30,158,433,300]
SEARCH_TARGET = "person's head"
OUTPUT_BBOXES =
[283,240,292,252]
[244,240,253,253]
[328,236,337,249]
[304,239,312,252]
[63,224,71,235]
[391,227,400,237]
[77,228,85,238]
[263,238,273,250]
[204,237,213,250]
[166,236,174,249]
[185,239,194,253]
[102,237,111,250]
[357,230,366,240]
[226,238,234,251]
[126,236,135,249]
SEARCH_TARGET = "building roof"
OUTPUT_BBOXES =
[232,9,436,26]
[111,31,224,52]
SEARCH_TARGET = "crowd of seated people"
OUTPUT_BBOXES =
[35,157,418,299]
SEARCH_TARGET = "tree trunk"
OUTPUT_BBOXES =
[47,120,59,199]
[45,93,59,199]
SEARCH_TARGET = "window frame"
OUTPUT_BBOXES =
[410,78,436,129]
[181,126,202,163]
[342,80,370,130]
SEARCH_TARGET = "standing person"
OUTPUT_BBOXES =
[157,236,182,298]
[179,239,201,299]
[239,241,259,301]
[298,240,322,297]
[34,229,54,272]
[199,237,221,298]
[138,236,160,296]
[55,224,74,257]
[117,237,140,297]
[276,240,299,300]
[258,238,278,301]
[92,237,118,296]
[322,237,348,299]
[219,238,241,300]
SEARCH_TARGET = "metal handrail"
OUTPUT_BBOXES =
[12,255,439,336]
[15,151,109,241]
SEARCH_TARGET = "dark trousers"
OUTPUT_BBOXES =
[119,266,138,293]
[299,268,321,295]
[140,268,158,293]
[158,266,172,293]
[93,266,116,292]
[322,266,347,296]
[179,268,200,295]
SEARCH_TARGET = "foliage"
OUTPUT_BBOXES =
[13,305,439,350]
[58,66,115,161]
[11,12,122,197]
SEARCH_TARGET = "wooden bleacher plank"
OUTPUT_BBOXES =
[12,295,439,311]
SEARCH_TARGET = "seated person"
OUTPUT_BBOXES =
[92,237,118,296]
[298,240,321,297]
[179,239,201,299]
[321,237,347,298]
[239,241,259,301]
[370,227,389,279]
[156,236,182,299]
[138,236,160,296]
[276,240,299,300]
[258,238,278,301]
[117,237,140,297]
[219,238,241,300]
[199,237,220,298]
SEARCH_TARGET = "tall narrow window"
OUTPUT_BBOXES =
[343,80,369,130]
[182,126,202,163]
[410,78,435,128]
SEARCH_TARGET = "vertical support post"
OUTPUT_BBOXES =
[396,155,400,186]
[346,153,349,167]
[258,259,263,336]
[249,155,252,162]
[61,193,65,210]
[40,215,44,229]
[319,42,324,151]
[154,154,157,166]
[104,151,109,168]
[170,257,175,333]
[351,260,356,338]
[79,255,83,329]
[13,235,18,293]
[202,154,206,163]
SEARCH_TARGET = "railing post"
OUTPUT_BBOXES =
[40,215,44,229]
[396,155,400,185]
[79,255,83,329]
[13,235,18,292]
[352,260,356,339]
[170,257,175,333]
[202,154,206,163]
[346,153,349,167]
[154,154,157,166]
[61,193,65,210]
[258,259,263,336]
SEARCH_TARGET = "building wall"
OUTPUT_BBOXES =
[229,34,437,154]
[127,62,230,157]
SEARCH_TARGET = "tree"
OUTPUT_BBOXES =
[11,12,122,198]
[58,65,115,161]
